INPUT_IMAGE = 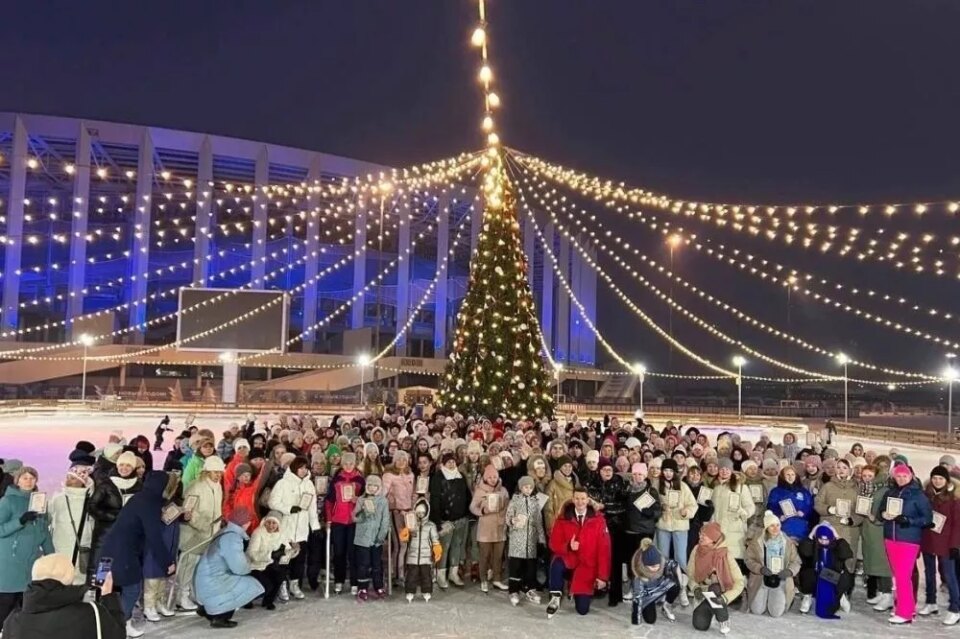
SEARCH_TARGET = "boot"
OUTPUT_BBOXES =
[406,593,415,603]
[799,594,812,614]
[480,581,489,593]
[872,592,893,612]
[143,607,161,622]
[718,620,731,635]
[126,620,145,638]
[943,611,960,626]
[678,588,690,607]
[448,566,464,586]
[492,580,509,591]
[919,603,939,616]
[546,592,561,618]
[289,582,305,600]
[423,593,432,602]
[525,589,541,604]
[178,591,198,612]
[210,618,238,628]
[278,582,290,602]
[436,569,449,589]
[661,602,676,621]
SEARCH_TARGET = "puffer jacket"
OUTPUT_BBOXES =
[429,469,470,525]
[353,493,390,548]
[245,513,282,571]
[268,469,320,544]
[405,499,440,566]
[325,468,365,526]
[881,482,933,545]
[87,474,140,556]
[469,478,509,543]
[656,479,697,533]
[193,522,263,615]
[630,558,682,624]
[0,487,54,592]
[505,492,545,559]
[767,481,814,540]
[544,470,578,532]
[814,476,863,548]
[587,474,627,532]
[47,486,92,584]
[624,481,662,538]
[710,475,756,559]
[179,477,222,555]
[921,480,960,556]
[382,469,414,512]
[1,580,126,639]
[526,455,551,495]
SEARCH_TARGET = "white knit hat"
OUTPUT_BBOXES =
[203,456,225,472]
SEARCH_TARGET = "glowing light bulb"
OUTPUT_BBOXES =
[479,65,493,83]
[64,163,76,175]
[96,167,107,179]
[471,27,486,47]
[482,115,494,132]
[488,92,501,108]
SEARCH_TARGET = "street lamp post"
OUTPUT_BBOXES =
[358,354,371,405]
[836,353,850,422]
[633,363,646,415]
[732,356,746,419]
[945,366,958,437]
[79,333,94,402]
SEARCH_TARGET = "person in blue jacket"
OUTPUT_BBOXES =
[882,463,933,625]
[193,512,264,628]
[766,466,814,541]
[99,470,175,637]
[0,467,53,633]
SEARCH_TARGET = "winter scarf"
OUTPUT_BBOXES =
[440,465,463,481]
[764,532,785,570]
[692,523,736,592]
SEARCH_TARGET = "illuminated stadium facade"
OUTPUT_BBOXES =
[0,113,597,400]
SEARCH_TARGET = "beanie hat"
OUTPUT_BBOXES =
[102,444,123,463]
[342,452,358,467]
[640,538,662,565]
[931,466,951,482]
[891,463,913,478]
[75,440,96,454]
[940,455,957,467]
[762,459,779,472]
[822,448,839,460]
[467,440,483,455]
[264,510,283,526]
[203,456,225,473]
[233,438,250,451]
[625,437,642,450]
[518,475,535,491]
[741,460,758,474]
[366,475,383,491]
[585,450,600,464]
[598,459,614,471]
[116,451,138,468]
[631,462,648,475]
[804,455,822,469]
[279,452,297,468]
[717,458,734,471]
[392,450,410,465]
[701,522,723,544]
[557,455,574,469]
[763,510,780,530]
[32,554,75,586]
[325,444,342,460]
[235,463,253,478]
[814,524,836,541]
[661,458,679,474]
[649,457,663,470]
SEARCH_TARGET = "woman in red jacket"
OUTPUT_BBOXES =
[920,466,960,625]
[325,452,365,595]
[546,487,611,618]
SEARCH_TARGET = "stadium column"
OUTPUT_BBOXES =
[0,116,27,333]
[393,189,412,356]
[128,128,154,343]
[250,145,268,286]
[556,230,571,364]
[66,122,92,335]
[192,136,213,285]
[301,156,323,352]
[434,195,451,357]
[351,195,367,329]
[569,232,583,365]
[539,220,554,356]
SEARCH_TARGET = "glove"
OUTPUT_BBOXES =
[399,528,410,543]
[778,569,792,579]
[828,506,836,515]
[760,567,773,577]
[951,548,960,561]
[431,542,443,563]
[290,506,302,514]
[19,511,39,525]
[895,515,909,526]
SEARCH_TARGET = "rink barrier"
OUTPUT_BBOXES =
[831,420,960,451]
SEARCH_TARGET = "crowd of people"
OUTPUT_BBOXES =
[0,410,957,638]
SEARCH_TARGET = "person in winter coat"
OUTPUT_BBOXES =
[766,466,814,541]
[268,456,320,600]
[193,518,264,628]
[181,437,216,489]
[470,464,510,592]
[685,465,715,559]
[245,512,284,609]
[505,475,545,606]
[857,464,893,610]
[87,452,141,578]
[141,473,182,623]
[176,455,224,612]
[382,451,415,585]
[544,455,579,533]
[800,455,823,498]
[881,463,933,624]
[920,466,960,624]
[352,475,390,600]
[630,539,683,625]
[656,458,697,576]
[814,458,862,570]
[99,470,174,637]
[429,452,470,590]
[47,465,93,584]
[526,454,552,496]
[710,459,755,568]
[797,522,853,618]
[546,488,611,618]
[0,467,54,632]
[2,554,126,639]
[222,438,251,502]
[399,498,441,602]
[687,521,744,634]
[588,461,629,606]
[744,511,800,617]
[326,451,365,594]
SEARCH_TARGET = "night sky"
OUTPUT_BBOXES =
[2,1,959,393]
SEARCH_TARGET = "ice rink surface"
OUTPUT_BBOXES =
[0,411,954,638]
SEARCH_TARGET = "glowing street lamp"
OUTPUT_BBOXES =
[836,353,850,423]
[732,356,746,419]
[633,363,647,414]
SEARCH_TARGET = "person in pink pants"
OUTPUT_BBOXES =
[881,463,933,625]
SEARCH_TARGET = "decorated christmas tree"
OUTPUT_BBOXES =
[437,152,554,419]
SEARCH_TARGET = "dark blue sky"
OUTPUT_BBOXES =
[2,1,959,387]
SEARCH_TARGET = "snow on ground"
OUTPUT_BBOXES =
[0,410,954,638]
